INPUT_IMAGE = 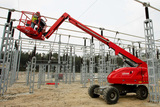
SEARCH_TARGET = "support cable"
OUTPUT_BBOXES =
[78,0,98,19]
[0,22,159,46]
[0,22,157,44]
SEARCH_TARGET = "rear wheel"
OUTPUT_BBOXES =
[136,85,148,100]
[103,86,119,104]
[88,85,100,98]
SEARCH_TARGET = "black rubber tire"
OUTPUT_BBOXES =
[103,86,119,104]
[136,85,148,100]
[88,85,100,98]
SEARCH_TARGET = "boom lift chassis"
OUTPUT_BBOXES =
[18,12,149,104]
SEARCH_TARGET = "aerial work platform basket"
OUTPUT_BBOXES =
[17,11,47,40]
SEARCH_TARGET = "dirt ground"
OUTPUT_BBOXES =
[0,72,160,107]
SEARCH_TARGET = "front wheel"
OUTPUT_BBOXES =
[88,85,100,98]
[103,86,119,104]
[136,85,148,100]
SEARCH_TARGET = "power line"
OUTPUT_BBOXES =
[78,0,98,19]
[87,25,145,39]
[0,16,7,20]
[0,21,141,44]
[0,6,146,40]
[0,24,4,26]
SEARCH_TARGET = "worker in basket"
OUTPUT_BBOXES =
[31,11,40,29]
[31,11,46,34]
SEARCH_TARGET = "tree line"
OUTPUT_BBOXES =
[20,51,124,72]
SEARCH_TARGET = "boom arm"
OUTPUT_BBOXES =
[45,12,147,68]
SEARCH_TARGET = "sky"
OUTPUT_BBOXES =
[0,0,160,55]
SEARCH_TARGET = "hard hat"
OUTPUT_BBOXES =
[36,11,40,16]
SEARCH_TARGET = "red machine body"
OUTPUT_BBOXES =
[107,67,148,84]
[17,12,148,85]
[17,11,47,40]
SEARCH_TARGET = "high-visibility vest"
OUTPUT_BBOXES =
[32,15,38,22]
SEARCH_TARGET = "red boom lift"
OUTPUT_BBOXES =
[17,12,148,104]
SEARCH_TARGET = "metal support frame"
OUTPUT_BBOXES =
[62,45,75,84]
[16,38,22,80]
[106,52,111,76]
[26,62,31,86]
[62,50,66,83]
[0,22,14,96]
[47,60,51,79]
[54,35,61,88]
[54,65,59,88]
[144,19,160,102]
[38,65,43,89]
[110,55,117,71]
[65,47,69,84]
[68,46,72,84]
[98,42,106,86]
[9,49,19,86]
[89,42,95,86]
[51,65,55,79]
[9,39,21,86]
[137,42,142,59]
[42,65,46,85]
[158,59,160,81]
[72,46,76,82]
[81,44,88,88]
[29,56,36,93]
[47,43,52,79]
